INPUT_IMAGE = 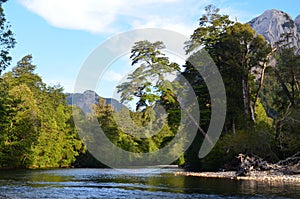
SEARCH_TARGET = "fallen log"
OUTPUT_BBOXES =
[235,153,300,177]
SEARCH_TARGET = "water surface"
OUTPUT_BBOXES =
[0,168,299,198]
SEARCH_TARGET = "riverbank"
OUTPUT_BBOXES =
[174,171,300,183]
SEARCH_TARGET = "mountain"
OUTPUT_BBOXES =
[295,14,300,33]
[249,9,300,53]
[66,90,124,113]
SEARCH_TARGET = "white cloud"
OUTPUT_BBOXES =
[44,77,76,93]
[18,0,216,35]
[219,6,254,23]
[19,0,120,33]
[102,70,123,82]
[18,0,256,38]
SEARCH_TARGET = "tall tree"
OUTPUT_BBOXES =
[117,40,180,111]
[115,40,187,164]
[271,35,300,148]
[181,5,234,170]
[2,84,39,167]
[0,0,15,74]
[215,23,272,125]
[0,0,16,165]
[183,4,234,131]
[0,55,81,168]
[182,5,273,170]
[184,4,233,55]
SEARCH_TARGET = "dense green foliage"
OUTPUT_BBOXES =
[0,3,299,170]
[181,5,300,171]
[0,55,82,168]
[0,0,15,75]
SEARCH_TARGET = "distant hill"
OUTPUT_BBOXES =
[66,90,124,113]
[249,9,300,53]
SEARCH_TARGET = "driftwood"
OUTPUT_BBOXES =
[236,154,270,176]
[235,153,300,177]
[278,152,300,175]
[277,152,300,166]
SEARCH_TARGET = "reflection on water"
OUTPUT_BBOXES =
[0,168,299,198]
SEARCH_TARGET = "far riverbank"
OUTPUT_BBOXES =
[175,171,300,183]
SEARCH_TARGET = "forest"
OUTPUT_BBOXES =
[0,2,299,171]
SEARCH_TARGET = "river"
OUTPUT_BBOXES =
[0,168,299,198]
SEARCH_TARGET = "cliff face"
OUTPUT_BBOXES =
[66,90,124,113]
[249,9,300,53]
[295,14,300,33]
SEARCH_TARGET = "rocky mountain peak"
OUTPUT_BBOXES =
[295,14,300,33]
[249,9,300,52]
[66,90,124,113]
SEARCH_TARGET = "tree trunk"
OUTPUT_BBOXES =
[253,62,267,112]
[273,67,295,107]
[232,120,236,135]
[242,79,248,116]
[185,109,213,146]
[250,105,255,122]
[275,103,291,140]
[275,120,282,140]
[253,48,276,115]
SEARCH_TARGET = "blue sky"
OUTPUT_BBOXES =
[3,0,300,97]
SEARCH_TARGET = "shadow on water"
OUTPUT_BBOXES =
[0,168,300,198]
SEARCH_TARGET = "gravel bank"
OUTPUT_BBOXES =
[174,171,300,183]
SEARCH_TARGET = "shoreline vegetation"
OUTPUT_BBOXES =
[175,153,300,183]
[174,171,300,183]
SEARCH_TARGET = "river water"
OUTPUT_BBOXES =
[0,168,299,198]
